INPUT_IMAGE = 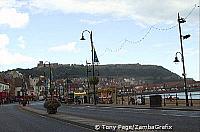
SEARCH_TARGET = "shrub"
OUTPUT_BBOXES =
[44,99,61,109]
[89,76,99,85]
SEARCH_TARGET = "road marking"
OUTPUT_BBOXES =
[188,115,200,118]
[30,101,44,106]
[95,109,111,112]
[115,108,126,110]
[0,104,17,107]
[101,107,111,109]
[86,106,91,107]
[39,115,45,118]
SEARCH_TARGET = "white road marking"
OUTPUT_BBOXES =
[39,115,45,118]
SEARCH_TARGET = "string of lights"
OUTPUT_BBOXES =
[98,4,198,57]
[99,27,153,57]
[151,24,178,31]
[151,4,197,31]
[185,4,197,19]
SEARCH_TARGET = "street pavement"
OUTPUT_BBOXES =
[0,103,93,132]
[22,101,200,132]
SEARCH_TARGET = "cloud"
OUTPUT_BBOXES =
[80,19,107,25]
[0,49,35,64]
[29,0,129,15]
[184,48,199,56]
[131,0,198,25]
[0,34,35,65]
[18,36,26,49]
[0,8,29,28]
[1,0,198,26]
[49,42,80,52]
[0,34,9,49]
[27,0,198,25]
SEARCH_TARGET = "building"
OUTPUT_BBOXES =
[37,61,59,68]
[0,81,10,100]
[29,76,41,96]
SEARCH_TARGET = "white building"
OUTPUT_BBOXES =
[29,76,40,96]
[0,82,10,92]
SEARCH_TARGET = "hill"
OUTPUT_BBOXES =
[3,63,181,84]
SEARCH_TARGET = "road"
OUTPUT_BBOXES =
[31,101,200,132]
[0,103,93,132]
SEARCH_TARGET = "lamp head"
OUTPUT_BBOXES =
[174,56,180,63]
[178,17,186,23]
[80,35,86,40]
[183,34,191,40]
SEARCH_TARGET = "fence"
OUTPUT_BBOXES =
[115,91,200,107]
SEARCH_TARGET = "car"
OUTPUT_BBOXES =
[39,96,44,101]
[136,97,142,105]
[59,97,67,103]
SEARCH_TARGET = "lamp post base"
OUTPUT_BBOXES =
[185,89,189,106]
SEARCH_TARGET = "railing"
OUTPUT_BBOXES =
[115,91,200,107]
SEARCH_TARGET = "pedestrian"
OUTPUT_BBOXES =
[18,98,20,104]
[27,98,30,104]
[130,97,135,105]
[2,99,5,104]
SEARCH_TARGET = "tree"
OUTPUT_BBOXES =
[89,76,99,85]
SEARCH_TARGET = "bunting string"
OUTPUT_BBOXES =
[98,4,198,57]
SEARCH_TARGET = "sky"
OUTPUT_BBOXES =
[0,0,199,81]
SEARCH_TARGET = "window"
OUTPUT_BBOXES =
[17,91,21,96]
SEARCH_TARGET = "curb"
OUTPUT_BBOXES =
[109,106,200,111]
[65,104,200,111]
[18,105,112,132]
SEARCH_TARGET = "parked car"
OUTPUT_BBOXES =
[39,96,44,101]
[136,97,142,105]
[59,97,67,103]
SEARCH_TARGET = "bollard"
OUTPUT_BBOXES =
[164,94,166,106]
[190,93,193,106]
[176,94,178,106]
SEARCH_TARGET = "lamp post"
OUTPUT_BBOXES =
[65,73,69,102]
[174,13,190,106]
[39,75,45,99]
[21,77,26,100]
[67,77,69,97]
[190,93,193,106]
[80,30,96,105]
[20,75,27,106]
[86,60,91,104]
[44,61,52,99]
[43,63,47,98]
[63,81,65,96]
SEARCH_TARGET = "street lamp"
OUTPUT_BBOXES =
[44,61,52,99]
[80,30,96,105]
[86,60,91,103]
[20,75,28,106]
[21,77,27,100]
[173,13,191,106]
[65,72,70,102]
[58,83,62,99]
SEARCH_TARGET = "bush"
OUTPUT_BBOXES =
[44,99,61,109]
[89,76,99,85]
[22,100,27,106]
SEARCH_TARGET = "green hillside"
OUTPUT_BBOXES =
[4,63,181,84]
